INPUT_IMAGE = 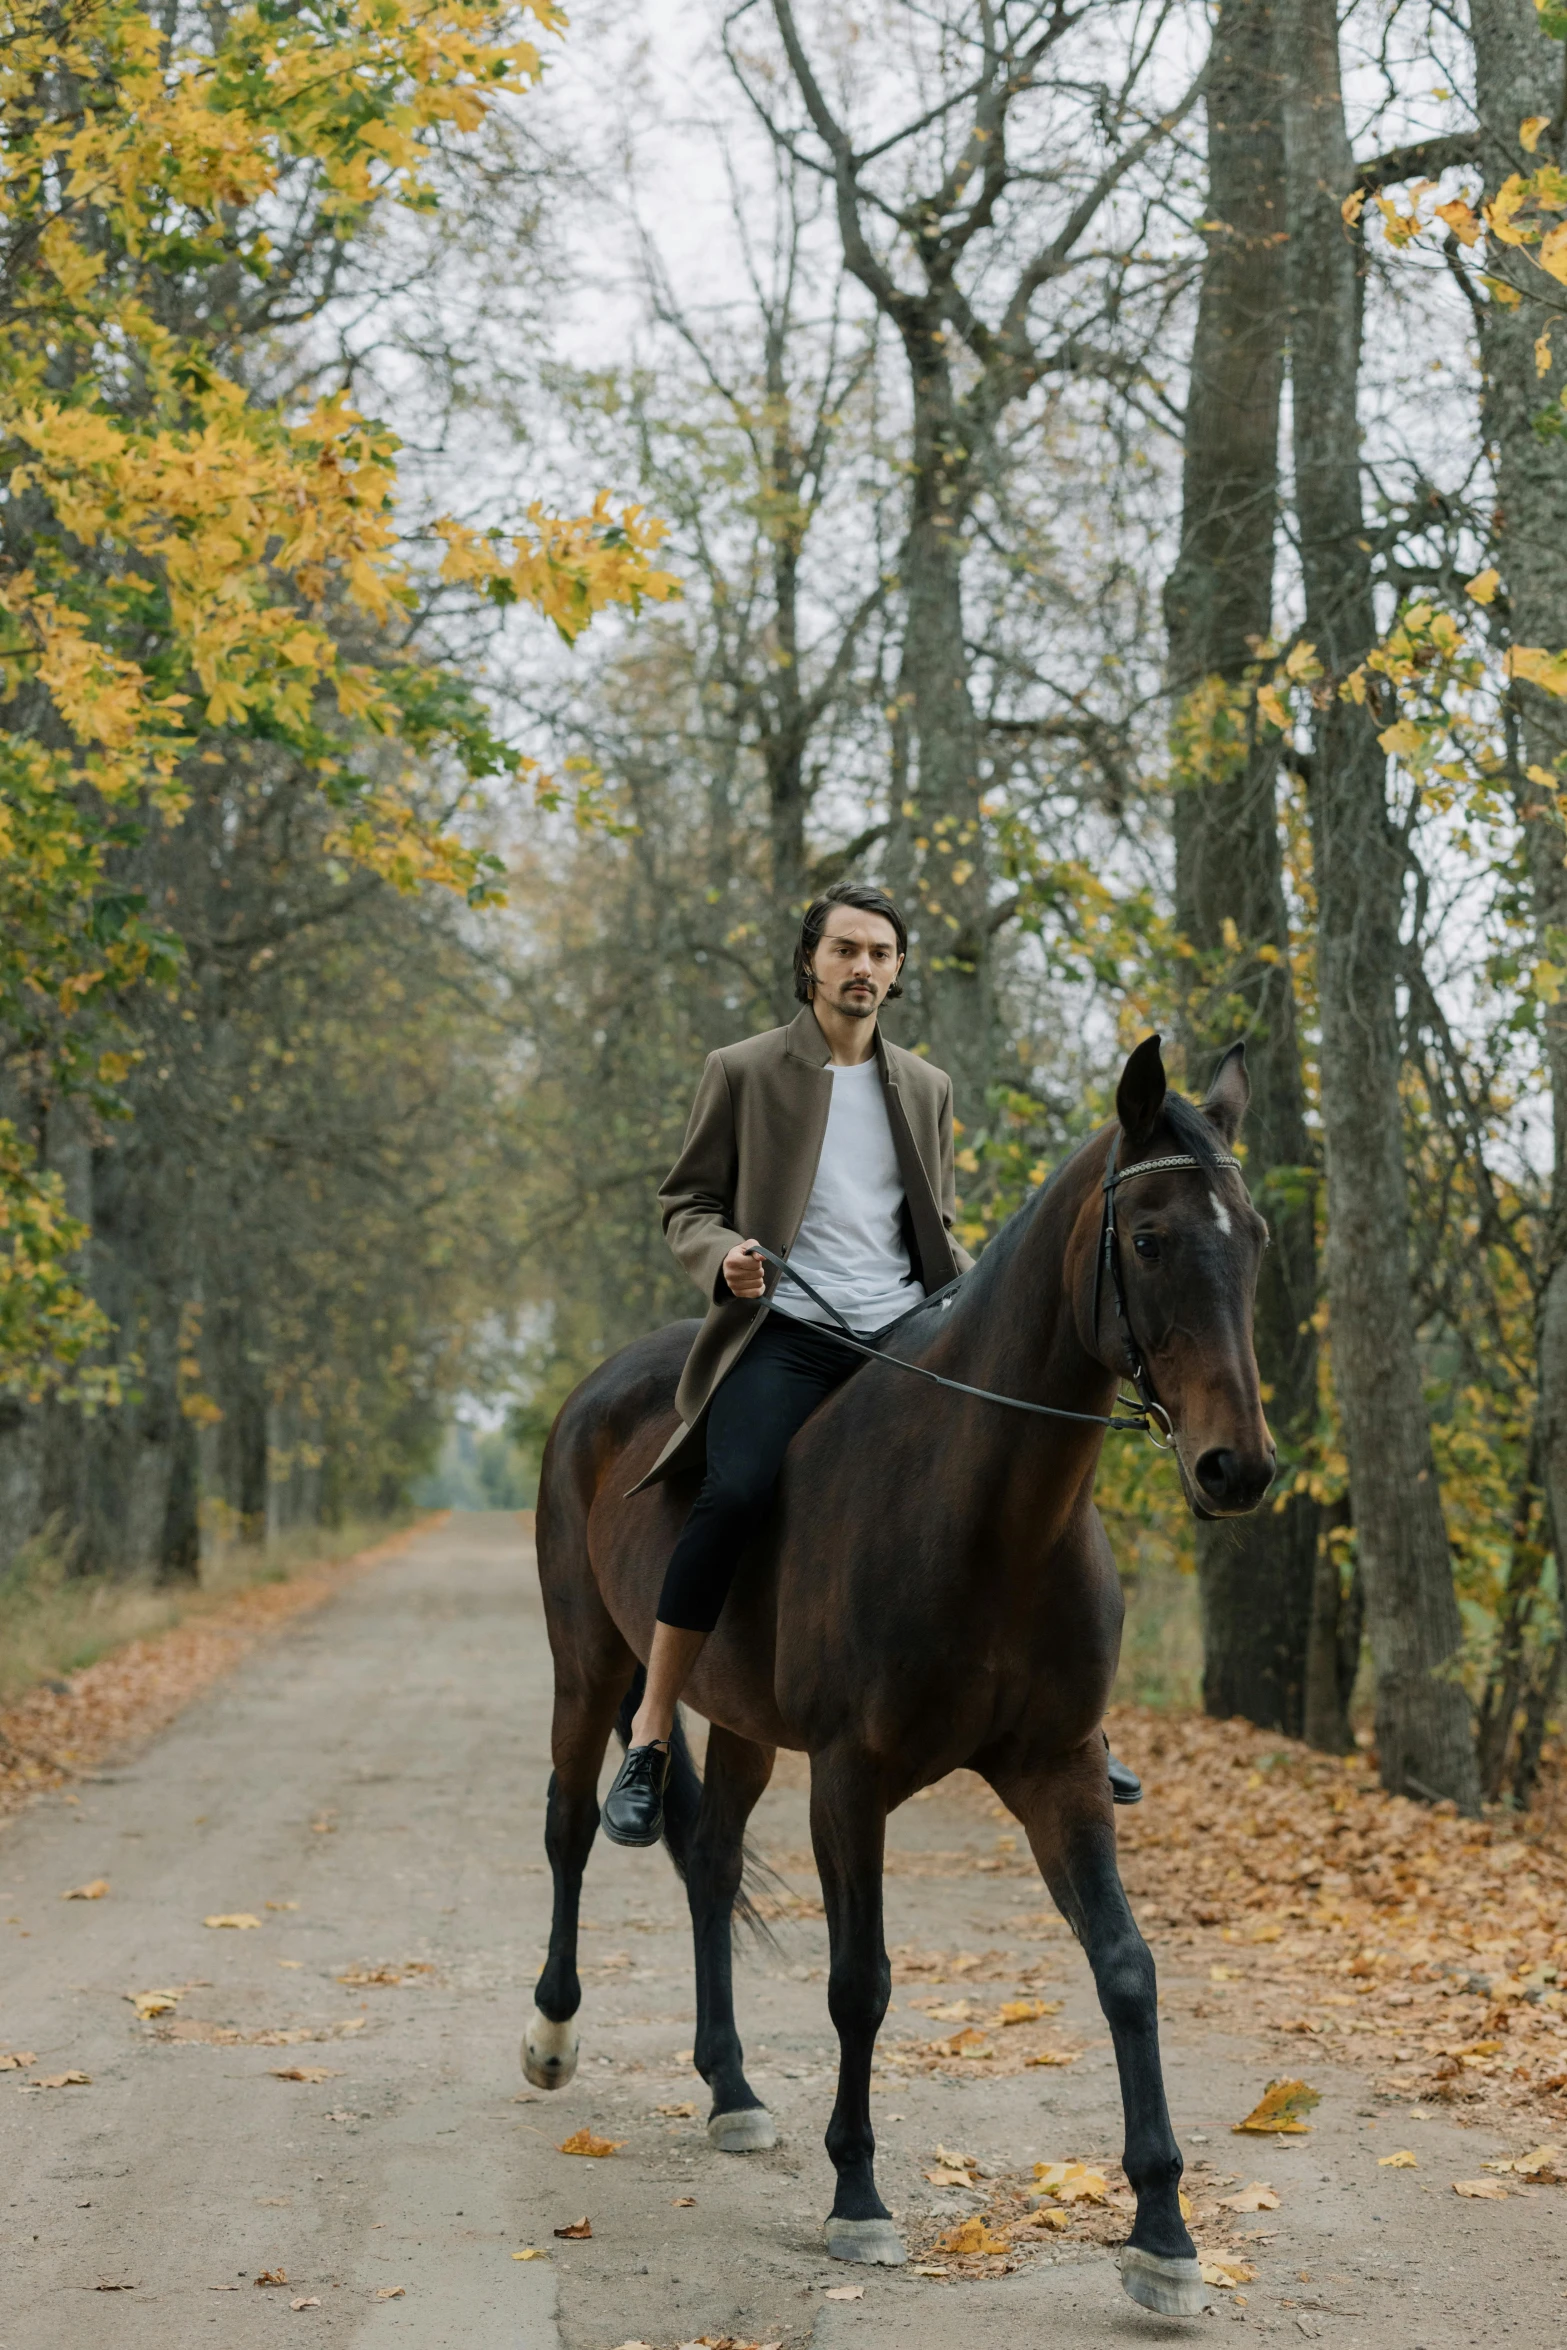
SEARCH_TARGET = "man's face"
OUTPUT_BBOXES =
[808,905,904,1020]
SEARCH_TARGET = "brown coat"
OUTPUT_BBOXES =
[631,1005,971,1491]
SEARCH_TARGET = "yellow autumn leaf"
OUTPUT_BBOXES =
[1521,116,1552,154]
[1435,199,1482,247]
[1507,644,1567,695]
[1541,221,1567,282]
[1464,568,1501,605]
[1486,174,1531,245]
[1377,718,1426,760]
[1454,2177,1508,2200]
[557,2127,623,2157]
[932,2215,1010,2256]
[1533,961,1564,1005]
[1233,2077,1320,2134]
[61,1879,108,1901]
[511,2248,548,2259]
[998,1998,1061,2025]
[1033,2160,1109,2203]
[1379,2150,1418,2168]
[1203,2259,1258,2289]
[203,1913,262,1930]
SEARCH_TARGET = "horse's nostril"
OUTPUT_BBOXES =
[1195,1448,1236,1501]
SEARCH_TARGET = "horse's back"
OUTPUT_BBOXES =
[535,1321,697,1586]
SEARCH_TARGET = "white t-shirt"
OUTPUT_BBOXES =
[770,1057,925,1336]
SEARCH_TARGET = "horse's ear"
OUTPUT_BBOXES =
[1116,1034,1166,1149]
[1203,1040,1250,1144]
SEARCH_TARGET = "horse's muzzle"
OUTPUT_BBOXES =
[1192,1445,1276,1516]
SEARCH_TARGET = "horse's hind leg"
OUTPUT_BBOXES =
[810,1744,903,2266]
[679,1723,777,2151]
[523,1627,631,2092]
[988,1742,1202,2317]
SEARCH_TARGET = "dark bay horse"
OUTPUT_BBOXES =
[526,1035,1274,2316]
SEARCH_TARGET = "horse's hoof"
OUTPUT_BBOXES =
[824,2216,906,2265]
[1119,2246,1207,2317]
[707,2105,777,2152]
[521,2005,579,2091]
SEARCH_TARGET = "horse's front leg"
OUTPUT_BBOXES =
[523,1655,627,2090]
[988,1740,1203,2317]
[810,1744,904,2265]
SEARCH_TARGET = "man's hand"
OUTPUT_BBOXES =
[722,1239,767,1300]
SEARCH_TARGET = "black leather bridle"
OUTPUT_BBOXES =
[1093,1133,1244,1449]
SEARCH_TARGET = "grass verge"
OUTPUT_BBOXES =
[0,1518,420,1708]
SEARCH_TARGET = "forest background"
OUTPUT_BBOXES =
[7,0,1567,1821]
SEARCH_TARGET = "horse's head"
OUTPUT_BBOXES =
[1084,1034,1276,1518]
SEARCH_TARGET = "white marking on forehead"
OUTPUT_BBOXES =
[1211,1195,1233,1236]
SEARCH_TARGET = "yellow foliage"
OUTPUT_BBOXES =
[0,0,674,1391]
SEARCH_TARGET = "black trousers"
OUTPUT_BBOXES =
[655,1314,870,1634]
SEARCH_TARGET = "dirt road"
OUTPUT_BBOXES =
[1,1514,1563,2349]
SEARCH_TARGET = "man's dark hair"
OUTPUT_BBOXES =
[793,882,907,1005]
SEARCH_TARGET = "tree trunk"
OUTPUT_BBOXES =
[1470,3,1567,1785]
[1164,0,1328,1738]
[1281,0,1479,1807]
[892,321,993,1116]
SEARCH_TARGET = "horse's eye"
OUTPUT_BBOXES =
[1133,1233,1161,1262]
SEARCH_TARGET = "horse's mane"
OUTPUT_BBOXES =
[889,1083,1225,1345]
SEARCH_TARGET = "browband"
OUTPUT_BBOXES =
[1104,1151,1242,1192]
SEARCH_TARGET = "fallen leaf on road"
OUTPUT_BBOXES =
[1234,2079,1319,2134]
[1032,2160,1108,2204]
[209,2284,240,2292]
[311,1818,336,1834]
[932,2026,993,2058]
[933,2216,1010,2255]
[272,2066,338,2083]
[0,2052,35,2070]
[998,1997,1062,2024]
[557,2127,622,2157]
[127,1990,182,2019]
[290,2298,320,2310]
[1024,2049,1077,2066]
[266,1901,300,1912]
[374,2286,405,2299]
[553,2218,592,2239]
[1482,2144,1563,2180]
[1454,2178,1508,2199]
[656,2101,696,2117]
[255,2269,288,2286]
[19,2071,90,2091]
[932,2143,978,2171]
[511,2248,547,2259]
[1203,2259,1256,2289]
[925,2165,974,2186]
[1379,2151,1418,2169]
[923,1999,977,2021]
[1016,2206,1070,2232]
[278,1960,303,1970]
[823,2284,865,2299]
[1210,1965,1241,1982]
[911,2263,951,2277]
[1218,2182,1281,2211]
[93,2281,135,2290]
[670,2197,696,2207]
[62,1880,108,1901]
[336,1963,426,1987]
[204,1913,261,1930]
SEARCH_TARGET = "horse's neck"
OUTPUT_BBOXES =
[922,1150,1119,1487]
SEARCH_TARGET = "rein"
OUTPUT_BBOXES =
[743,1137,1241,1447]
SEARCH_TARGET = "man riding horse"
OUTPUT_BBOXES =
[601,881,1142,1845]
[529,882,1274,2314]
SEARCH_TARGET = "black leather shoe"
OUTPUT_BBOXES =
[1107,1749,1143,1806]
[601,1741,671,1847]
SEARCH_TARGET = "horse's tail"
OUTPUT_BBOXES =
[613,1667,779,1946]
